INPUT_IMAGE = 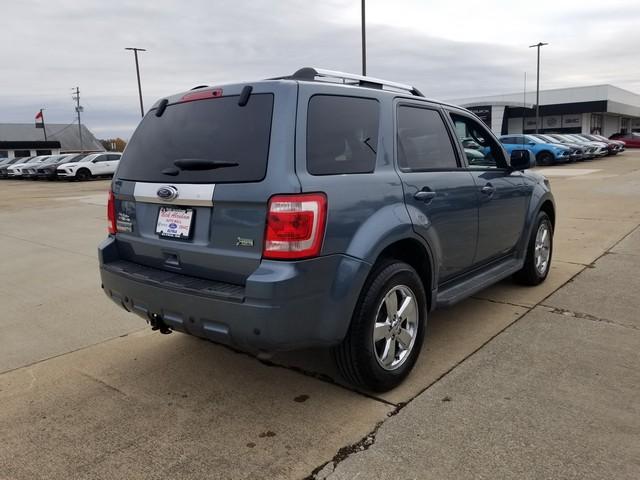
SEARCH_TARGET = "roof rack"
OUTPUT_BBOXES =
[280,67,424,97]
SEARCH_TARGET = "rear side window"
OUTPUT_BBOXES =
[117,94,274,184]
[307,95,379,175]
[397,106,458,170]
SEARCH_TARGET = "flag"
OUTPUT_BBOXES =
[35,110,44,129]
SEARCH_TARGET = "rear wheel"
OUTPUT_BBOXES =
[514,211,553,285]
[75,168,91,181]
[334,260,427,392]
[536,151,554,166]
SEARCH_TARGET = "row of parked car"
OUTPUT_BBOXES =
[0,152,122,180]
[497,133,626,166]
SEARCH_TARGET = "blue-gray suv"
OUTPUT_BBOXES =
[99,68,555,391]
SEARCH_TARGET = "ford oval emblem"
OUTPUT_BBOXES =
[157,185,178,201]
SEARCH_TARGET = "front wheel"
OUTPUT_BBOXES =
[536,151,554,166]
[333,260,427,392]
[514,211,553,285]
[75,168,91,181]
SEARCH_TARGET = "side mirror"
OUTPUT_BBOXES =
[510,149,534,170]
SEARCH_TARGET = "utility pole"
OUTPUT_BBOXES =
[529,42,548,134]
[125,47,146,117]
[72,87,84,152]
[361,0,366,76]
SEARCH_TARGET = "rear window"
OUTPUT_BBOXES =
[117,93,274,184]
[307,95,379,175]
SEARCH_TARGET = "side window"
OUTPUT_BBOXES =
[107,154,121,161]
[307,95,379,175]
[396,106,458,170]
[95,155,108,162]
[450,113,507,169]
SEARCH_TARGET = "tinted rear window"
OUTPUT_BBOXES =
[117,94,274,183]
[307,95,379,175]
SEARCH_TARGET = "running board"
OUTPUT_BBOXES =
[435,258,523,308]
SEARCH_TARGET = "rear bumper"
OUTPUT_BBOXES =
[99,237,371,352]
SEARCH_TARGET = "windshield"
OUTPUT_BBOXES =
[64,154,87,163]
[117,93,274,184]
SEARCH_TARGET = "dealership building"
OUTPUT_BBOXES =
[0,123,104,160]
[451,84,640,137]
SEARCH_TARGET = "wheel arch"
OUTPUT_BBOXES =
[375,238,435,309]
[517,190,556,257]
[539,198,555,229]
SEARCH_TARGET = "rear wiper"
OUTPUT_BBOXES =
[173,158,239,171]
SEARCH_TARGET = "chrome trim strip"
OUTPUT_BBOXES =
[133,182,215,206]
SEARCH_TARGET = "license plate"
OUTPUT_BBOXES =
[156,207,195,239]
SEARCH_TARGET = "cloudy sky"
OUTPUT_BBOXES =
[2,0,640,139]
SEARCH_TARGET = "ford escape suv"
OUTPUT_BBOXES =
[99,68,555,391]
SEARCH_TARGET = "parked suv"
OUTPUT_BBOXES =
[57,152,121,180]
[99,68,555,391]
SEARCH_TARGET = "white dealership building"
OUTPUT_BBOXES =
[451,84,640,137]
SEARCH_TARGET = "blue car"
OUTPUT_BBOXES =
[500,134,572,166]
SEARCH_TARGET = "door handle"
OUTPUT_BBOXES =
[480,184,495,196]
[414,190,437,203]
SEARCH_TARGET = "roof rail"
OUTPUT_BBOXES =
[284,67,424,97]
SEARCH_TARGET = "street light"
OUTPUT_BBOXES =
[125,47,147,118]
[529,42,548,134]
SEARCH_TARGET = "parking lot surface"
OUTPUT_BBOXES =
[1,153,639,479]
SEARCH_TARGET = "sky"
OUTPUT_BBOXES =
[2,0,640,139]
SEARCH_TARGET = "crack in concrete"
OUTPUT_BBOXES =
[471,297,530,308]
[304,409,400,480]
[77,370,128,397]
[541,305,640,331]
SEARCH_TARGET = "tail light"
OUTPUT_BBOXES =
[107,189,117,234]
[263,193,327,260]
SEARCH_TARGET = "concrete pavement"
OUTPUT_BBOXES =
[1,152,639,479]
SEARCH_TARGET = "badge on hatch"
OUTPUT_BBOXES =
[236,237,254,247]
[157,185,179,201]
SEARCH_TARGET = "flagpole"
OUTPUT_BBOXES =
[40,109,47,141]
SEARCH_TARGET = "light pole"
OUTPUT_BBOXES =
[361,0,366,76]
[125,47,146,117]
[529,42,548,134]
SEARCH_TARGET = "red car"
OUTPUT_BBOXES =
[610,132,640,148]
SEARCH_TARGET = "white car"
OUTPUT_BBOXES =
[7,156,51,177]
[57,152,122,181]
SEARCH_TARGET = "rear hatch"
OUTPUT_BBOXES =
[111,81,300,285]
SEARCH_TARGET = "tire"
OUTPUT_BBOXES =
[75,168,91,181]
[333,260,427,392]
[514,211,553,286]
[536,151,554,166]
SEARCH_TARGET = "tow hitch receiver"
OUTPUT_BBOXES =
[149,313,172,334]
